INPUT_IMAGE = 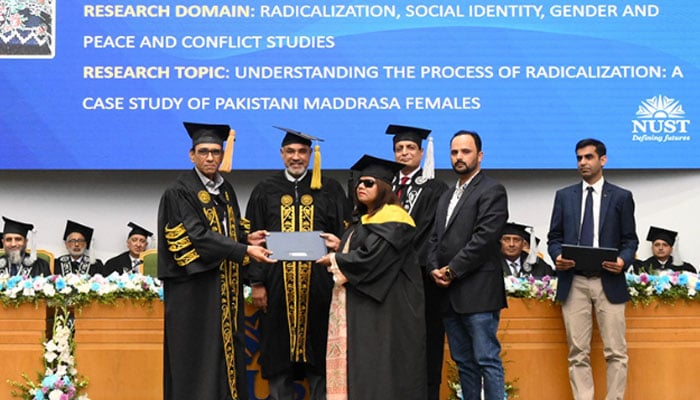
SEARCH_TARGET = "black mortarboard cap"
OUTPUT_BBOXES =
[276,126,325,189]
[276,126,323,147]
[386,124,431,146]
[2,216,34,237]
[502,222,531,240]
[128,222,153,238]
[646,226,677,246]
[184,122,231,147]
[350,155,405,184]
[63,220,94,248]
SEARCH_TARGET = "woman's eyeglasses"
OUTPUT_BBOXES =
[357,179,376,188]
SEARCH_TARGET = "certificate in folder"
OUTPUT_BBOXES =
[561,244,618,274]
[266,231,327,261]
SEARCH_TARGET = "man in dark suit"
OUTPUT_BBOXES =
[547,138,638,400]
[428,131,508,400]
[104,222,153,275]
[500,222,554,278]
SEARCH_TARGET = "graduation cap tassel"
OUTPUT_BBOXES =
[219,129,236,173]
[672,235,683,267]
[525,227,538,266]
[28,229,37,264]
[311,143,322,189]
[422,137,435,180]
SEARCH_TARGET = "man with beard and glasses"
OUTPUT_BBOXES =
[428,131,509,400]
[55,220,106,276]
[246,126,350,400]
[0,216,51,277]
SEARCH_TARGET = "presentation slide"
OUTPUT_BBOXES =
[1,0,697,170]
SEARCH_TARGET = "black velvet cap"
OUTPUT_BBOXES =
[184,122,231,147]
[2,216,33,237]
[275,126,323,147]
[128,222,153,238]
[386,124,431,146]
[502,222,530,239]
[63,220,94,248]
[350,155,405,184]
[646,226,677,246]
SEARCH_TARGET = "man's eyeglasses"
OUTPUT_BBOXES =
[67,239,87,244]
[357,179,376,188]
[195,148,223,157]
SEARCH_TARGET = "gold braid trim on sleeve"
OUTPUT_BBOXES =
[164,222,187,240]
[240,217,251,234]
[174,249,200,267]
[164,222,198,266]
[167,236,192,252]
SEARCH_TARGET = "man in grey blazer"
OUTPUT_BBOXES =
[428,131,508,400]
[548,138,638,400]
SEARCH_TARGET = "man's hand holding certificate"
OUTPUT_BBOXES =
[559,244,624,275]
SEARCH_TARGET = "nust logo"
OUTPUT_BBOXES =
[631,95,691,142]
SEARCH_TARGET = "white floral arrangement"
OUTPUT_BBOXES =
[504,275,557,302]
[11,305,89,400]
[503,271,700,305]
[625,270,699,305]
[0,272,164,308]
[2,272,164,399]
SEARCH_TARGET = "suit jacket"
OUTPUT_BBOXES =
[104,251,136,275]
[547,180,638,304]
[501,252,555,278]
[633,256,696,274]
[428,172,509,314]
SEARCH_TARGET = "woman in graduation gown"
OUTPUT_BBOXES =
[317,155,427,400]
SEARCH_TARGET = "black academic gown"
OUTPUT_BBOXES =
[0,255,51,277]
[55,254,105,276]
[633,256,696,274]
[393,170,448,396]
[103,252,136,275]
[245,171,349,379]
[158,169,251,400]
[501,252,555,279]
[335,204,427,400]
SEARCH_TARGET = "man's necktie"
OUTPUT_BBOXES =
[10,264,18,276]
[396,176,409,199]
[510,261,519,276]
[580,186,594,246]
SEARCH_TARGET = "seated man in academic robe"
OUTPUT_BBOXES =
[0,216,51,277]
[633,226,696,274]
[500,222,554,278]
[55,220,106,276]
[104,222,153,275]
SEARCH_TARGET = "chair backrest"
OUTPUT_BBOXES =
[0,249,55,274]
[139,249,158,277]
[36,249,55,274]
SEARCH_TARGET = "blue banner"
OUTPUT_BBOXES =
[1,1,697,169]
